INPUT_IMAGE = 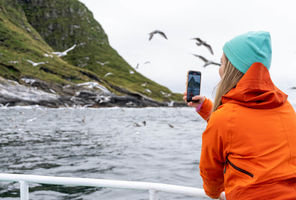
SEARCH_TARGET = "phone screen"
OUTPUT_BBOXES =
[187,71,201,102]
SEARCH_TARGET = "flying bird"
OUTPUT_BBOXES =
[191,37,214,55]
[52,44,77,57]
[26,59,46,67]
[149,30,168,41]
[144,61,151,64]
[192,54,221,68]
[104,72,113,77]
[97,61,109,66]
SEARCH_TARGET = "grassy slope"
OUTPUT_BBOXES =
[0,0,182,102]
[0,0,101,86]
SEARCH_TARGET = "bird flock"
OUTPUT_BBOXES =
[10,45,78,68]
[147,29,221,68]
[6,30,220,101]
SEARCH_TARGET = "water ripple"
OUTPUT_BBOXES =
[0,107,207,200]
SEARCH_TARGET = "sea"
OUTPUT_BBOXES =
[0,97,295,200]
[0,106,208,200]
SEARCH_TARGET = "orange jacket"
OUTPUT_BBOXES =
[198,63,296,199]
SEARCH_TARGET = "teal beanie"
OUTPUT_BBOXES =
[223,31,272,74]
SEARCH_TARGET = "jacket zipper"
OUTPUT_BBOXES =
[224,154,254,178]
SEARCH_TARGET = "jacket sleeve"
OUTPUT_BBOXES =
[199,109,227,199]
[197,98,213,121]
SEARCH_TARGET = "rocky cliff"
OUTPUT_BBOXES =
[0,0,183,107]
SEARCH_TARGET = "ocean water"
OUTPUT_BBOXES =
[0,107,208,200]
[0,101,295,200]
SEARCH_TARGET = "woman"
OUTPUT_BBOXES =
[184,31,296,199]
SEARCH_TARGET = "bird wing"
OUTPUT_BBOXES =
[210,61,221,66]
[64,44,77,53]
[203,62,211,68]
[192,37,202,42]
[104,72,113,77]
[149,30,167,40]
[192,37,203,45]
[195,42,202,46]
[203,43,214,55]
[192,54,208,63]
[26,60,34,65]
[158,31,167,39]
[148,33,154,41]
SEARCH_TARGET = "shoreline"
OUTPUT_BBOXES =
[0,77,186,108]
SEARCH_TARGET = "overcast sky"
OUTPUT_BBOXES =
[79,0,296,100]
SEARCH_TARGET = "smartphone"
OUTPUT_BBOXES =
[186,70,201,102]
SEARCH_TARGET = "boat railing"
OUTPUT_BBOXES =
[0,173,210,200]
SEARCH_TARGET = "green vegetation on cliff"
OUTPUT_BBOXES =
[0,0,182,102]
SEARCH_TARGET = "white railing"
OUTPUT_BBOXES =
[0,173,209,200]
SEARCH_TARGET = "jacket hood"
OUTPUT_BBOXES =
[222,62,288,109]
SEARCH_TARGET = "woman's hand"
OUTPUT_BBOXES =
[183,92,205,108]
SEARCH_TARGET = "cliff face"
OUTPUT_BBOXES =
[0,0,183,107]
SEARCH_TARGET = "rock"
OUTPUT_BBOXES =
[0,77,186,108]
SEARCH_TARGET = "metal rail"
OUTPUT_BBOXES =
[0,173,209,200]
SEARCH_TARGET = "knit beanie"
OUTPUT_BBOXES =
[223,31,272,74]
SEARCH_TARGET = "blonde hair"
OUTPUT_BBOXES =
[213,56,244,111]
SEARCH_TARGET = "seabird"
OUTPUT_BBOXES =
[104,72,113,77]
[133,122,141,127]
[26,59,46,67]
[135,63,139,69]
[8,61,19,64]
[52,44,77,57]
[97,61,109,66]
[149,30,168,41]
[168,101,174,107]
[168,124,174,128]
[192,54,221,68]
[192,37,214,55]
[44,53,53,58]
[144,61,151,64]
[144,88,152,94]
[0,103,9,108]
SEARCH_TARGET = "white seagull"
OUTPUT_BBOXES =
[26,59,46,67]
[144,88,152,94]
[52,44,77,57]
[44,53,53,58]
[97,61,109,66]
[104,72,113,77]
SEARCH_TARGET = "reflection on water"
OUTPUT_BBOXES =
[0,107,208,200]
